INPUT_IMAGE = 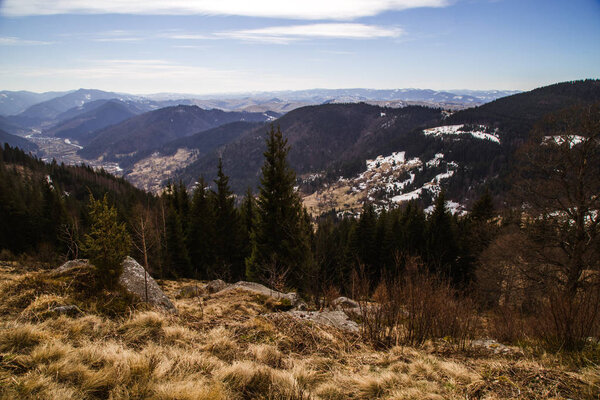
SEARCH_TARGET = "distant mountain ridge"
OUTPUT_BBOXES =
[0,90,71,116]
[44,100,146,143]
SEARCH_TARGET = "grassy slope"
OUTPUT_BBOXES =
[0,261,598,400]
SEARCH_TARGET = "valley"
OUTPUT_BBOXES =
[25,132,124,176]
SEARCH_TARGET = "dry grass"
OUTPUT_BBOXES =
[0,263,598,399]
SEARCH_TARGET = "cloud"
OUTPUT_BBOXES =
[0,36,54,45]
[0,59,325,94]
[216,23,403,44]
[1,0,449,19]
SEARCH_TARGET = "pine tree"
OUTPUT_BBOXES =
[187,177,215,279]
[471,188,494,222]
[246,125,311,289]
[240,187,256,263]
[82,194,131,288]
[426,191,459,282]
[213,159,244,280]
[164,203,191,278]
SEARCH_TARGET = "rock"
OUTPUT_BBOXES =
[53,259,89,274]
[286,310,359,332]
[178,285,203,298]
[120,257,177,313]
[206,279,229,293]
[471,339,520,355]
[49,305,83,317]
[332,296,359,310]
[225,281,301,307]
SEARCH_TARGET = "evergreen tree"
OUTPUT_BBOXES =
[82,194,131,288]
[164,203,191,278]
[471,188,495,222]
[213,159,244,280]
[187,177,215,279]
[240,187,256,261]
[246,126,311,289]
[426,191,460,282]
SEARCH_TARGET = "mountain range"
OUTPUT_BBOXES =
[122,80,598,212]
[1,81,596,215]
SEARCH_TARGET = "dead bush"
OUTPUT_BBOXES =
[354,259,478,349]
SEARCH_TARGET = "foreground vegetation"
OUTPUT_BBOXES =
[1,261,599,400]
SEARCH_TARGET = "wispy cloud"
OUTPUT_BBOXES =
[1,0,449,19]
[216,23,403,44]
[160,33,212,40]
[0,58,327,93]
[0,36,54,45]
[91,30,145,42]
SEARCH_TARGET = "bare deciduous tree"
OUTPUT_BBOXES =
[482,104,600,349]
[131,204,157,302]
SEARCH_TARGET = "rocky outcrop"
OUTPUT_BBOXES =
[222,281,303,308]
[54,257,177,314]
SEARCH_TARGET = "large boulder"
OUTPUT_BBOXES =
[119,257,177,313]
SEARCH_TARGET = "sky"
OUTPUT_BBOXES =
[0,0,598,94]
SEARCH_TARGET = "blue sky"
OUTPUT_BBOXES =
[0,0,598,94]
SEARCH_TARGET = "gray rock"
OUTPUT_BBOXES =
[471,339,519,355]
[50,305,83,316]
[225,281,301,306]
[119,257,177,313]
[332,296,359,310]
[286,310,359,332]
[53,259,89,274]
[206,279,229,293]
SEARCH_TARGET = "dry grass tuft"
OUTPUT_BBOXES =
[153,381,227,400]
[217,361,308,400]
[0,323,48,353]
[247,343,285,368]
[120,311,166,345]
[201,326,238,362]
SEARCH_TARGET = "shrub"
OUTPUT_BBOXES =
[354,259,478,349]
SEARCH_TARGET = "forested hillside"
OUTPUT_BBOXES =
[79,105,275,161]
[0,144,152,257]
[176,104,442,192]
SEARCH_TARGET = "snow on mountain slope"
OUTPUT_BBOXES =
[423,124,501,144]
[302,151,463,216]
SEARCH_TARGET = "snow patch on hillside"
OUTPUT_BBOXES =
[423,124,501,144]
[544,135,586,148]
